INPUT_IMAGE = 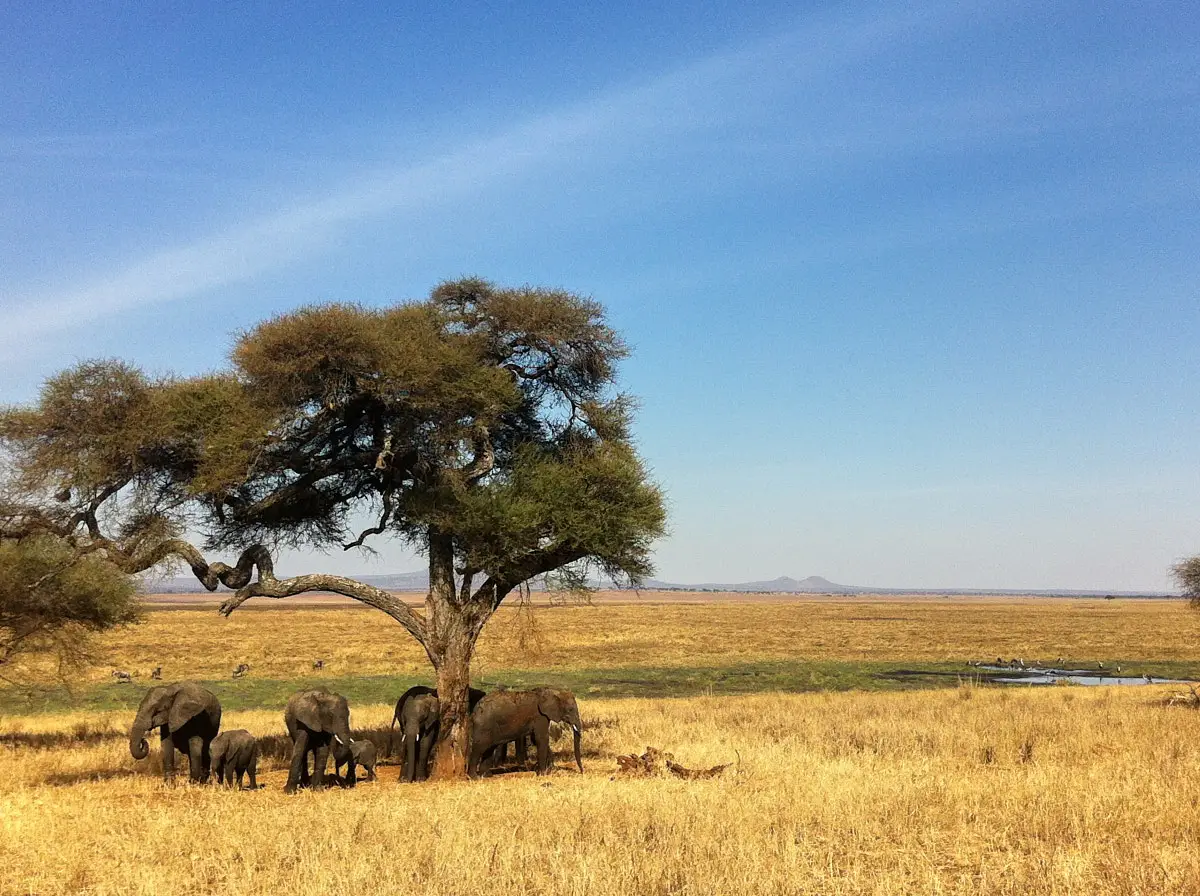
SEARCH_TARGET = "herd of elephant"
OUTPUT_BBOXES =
[128,682,584,792]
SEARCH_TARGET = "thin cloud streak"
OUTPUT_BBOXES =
[0,2,1005,359]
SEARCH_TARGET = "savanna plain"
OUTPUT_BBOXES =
[4,595,1200,895]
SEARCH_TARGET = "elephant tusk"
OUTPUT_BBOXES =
[334,734,345,746]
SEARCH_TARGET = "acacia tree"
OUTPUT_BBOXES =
[1171,557,1200,606]
[0,279,666,777]
[0,534,141,683]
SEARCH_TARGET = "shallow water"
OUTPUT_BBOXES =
[980,666,1189,686]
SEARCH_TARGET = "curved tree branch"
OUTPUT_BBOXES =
[2,503,428,646]
[343,491,394,550]
[216,572,427,645]
[459,425,494,485]
[473,541,588,612]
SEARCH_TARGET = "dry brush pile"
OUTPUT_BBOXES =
[4,687,1200,895]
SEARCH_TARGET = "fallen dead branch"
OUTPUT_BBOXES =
[615,746,730,779]
[1163,685,1200,709]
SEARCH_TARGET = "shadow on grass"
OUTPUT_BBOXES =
[44,768,144,787]
[0,722,124,750]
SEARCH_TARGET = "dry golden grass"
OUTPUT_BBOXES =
[70,595,1200,682]
[6,597,1200,894]
[4,688,1200,895]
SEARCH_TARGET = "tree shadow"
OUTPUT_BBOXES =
[43,767,144,787]
[0,726,124,751]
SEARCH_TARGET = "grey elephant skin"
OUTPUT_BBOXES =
[128,682,222,783]
[333,738,377,783]
[391,685,486,782]
[469,688,583,778]
[210,729,259,789]
[284,689,355,792]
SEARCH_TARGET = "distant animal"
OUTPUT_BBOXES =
[1097,662,1105,671]
[333,738,377,783]
[312,659,324,670]
[390,685,487,782]
[150,666,162,680]
[1144,674,1154,684]
[232,663,250,679]
[284,689,354,792]
[112,670,133,684]
[468,687,583,778]
[210,729,259,789]
[128,682,222,783]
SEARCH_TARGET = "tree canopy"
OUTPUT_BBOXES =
[0,278,666,775]
[1171,557,1200,606]
[0,534,140,682]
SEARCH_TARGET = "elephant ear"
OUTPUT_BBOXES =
[537,690,566,722]
[294,697,323,731]
[168,691,208,732]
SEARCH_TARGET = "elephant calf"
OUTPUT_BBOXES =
[210,729,259,789]
[333,738,377,784]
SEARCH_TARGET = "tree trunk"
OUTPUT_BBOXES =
[429,616,476,779]
[425,529,484,780]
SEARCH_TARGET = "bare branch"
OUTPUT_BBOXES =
[343,491,394,550]
[216,571,427,645]
[472,541,588,611]
[459,425,494,485]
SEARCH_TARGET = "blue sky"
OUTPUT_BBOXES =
[2,1,1197,590]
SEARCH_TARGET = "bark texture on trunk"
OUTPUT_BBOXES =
[425,530,483,780]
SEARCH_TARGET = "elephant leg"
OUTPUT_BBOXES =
[187,737,204,782]
[312,742,331,789]
[533,719,551,775]
[286,730,309,793]
[248,758,258,790]
[160,732,175,783]
[493,741,508,766]
[403,733,417,782]
[514,734,528,768]
[200,738,212,783]
[417,733,436,781]
[345,760,357,788]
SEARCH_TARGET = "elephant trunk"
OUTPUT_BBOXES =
[128,713,152,761]
[333,717,354,749]
[572,724,583,773]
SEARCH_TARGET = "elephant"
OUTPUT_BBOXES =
[210,729,259,789]
[390,685,486,782]
[468,688,583,778]
[128,682,222,783]
[284,688,355,793]
[333,738,377,783]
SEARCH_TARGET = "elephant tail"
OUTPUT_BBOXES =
[388,705,401,757]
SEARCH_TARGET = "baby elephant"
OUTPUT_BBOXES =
[332,738,377,784]
[210,729,259,789]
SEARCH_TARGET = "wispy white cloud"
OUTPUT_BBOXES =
[0,1,1052,360]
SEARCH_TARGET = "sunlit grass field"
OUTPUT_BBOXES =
[4,596,1200,894]
[23,593,1200,683]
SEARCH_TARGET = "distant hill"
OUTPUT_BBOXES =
[140,571,1171,597]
